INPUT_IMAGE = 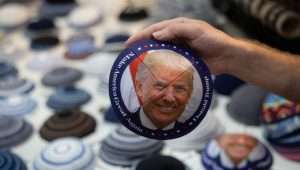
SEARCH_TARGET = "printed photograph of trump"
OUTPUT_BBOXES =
[120,49,203,131]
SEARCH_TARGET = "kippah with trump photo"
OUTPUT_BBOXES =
[109,39,213,139]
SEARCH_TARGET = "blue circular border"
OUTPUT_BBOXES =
[109,39,213,140]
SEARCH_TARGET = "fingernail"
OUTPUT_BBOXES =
[152,31,163,39]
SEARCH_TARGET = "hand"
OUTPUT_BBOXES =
[126,17,237,74]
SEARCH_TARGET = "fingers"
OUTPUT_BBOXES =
[125,19,174,46]
[125,17,198,46]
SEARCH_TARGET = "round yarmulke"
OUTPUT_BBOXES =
[0,61,18,79]
[102,33,130,52]
[227,84,268,126]
[0,96,37,116]
[27,52,64,73]
[39,0,76,18]
[214,74,245,96]
[0,150,27,170]
[0,77,34,97]
[46,87,91,111]
[33,137,95,170]
[202,134,273,170]
[39,110,96,141]
[42,67,83,87]
[0,3,30,29]
[64,34,95,60]
[0,116,33,148]
[119,6,148,22]
[67,5,102,29]
[26,18,56,35]
[99,126,163,166]
[30,35,60,50]
[135,155,186,170]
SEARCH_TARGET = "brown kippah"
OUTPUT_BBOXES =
[39,110,96,141]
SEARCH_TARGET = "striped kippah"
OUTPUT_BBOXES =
[0,150,27,170]
[0,77,34,97]
[99,126,164,166]
[0,96,37,116]
[47,87,91,111]
[33,138,95,170]
[0,116,33,148]
[39,110,96,141]
[42,67,82,87]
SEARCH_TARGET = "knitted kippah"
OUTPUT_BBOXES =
[227,84,268,126]
[40,110,96,141]
[0,116,33,148]
[0,77,34,97]
[261,94,300,161]
[33,138,95,170]
[0,150,27,170]
[99,126,163,166]
[46,87,91,111]
[0,96,36,116]
[42,67,82,87]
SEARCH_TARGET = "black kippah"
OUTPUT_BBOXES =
[136,155,186,170]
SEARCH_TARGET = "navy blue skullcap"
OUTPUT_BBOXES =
[103,106,120,123]
[119,6,148,22]
[0,150,27,170]
[99,126,164,166]
[0,96,37,116]
[39,110,96,141]
[227,84,268,126]
[47,86,91,111]
[27,18,55,35]
[135,155,186,170]
[33,137,95,170]
[42,66,82,87]
[0,77,34,97]
[30,35,60,50]
[102,33,130,52]
[214,74,245,96]
[0,60,18,79]
[0,116,33,148]
[39,0,77,18]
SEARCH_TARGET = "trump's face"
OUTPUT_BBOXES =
[135,63,193,129]
[217,134,258,165]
